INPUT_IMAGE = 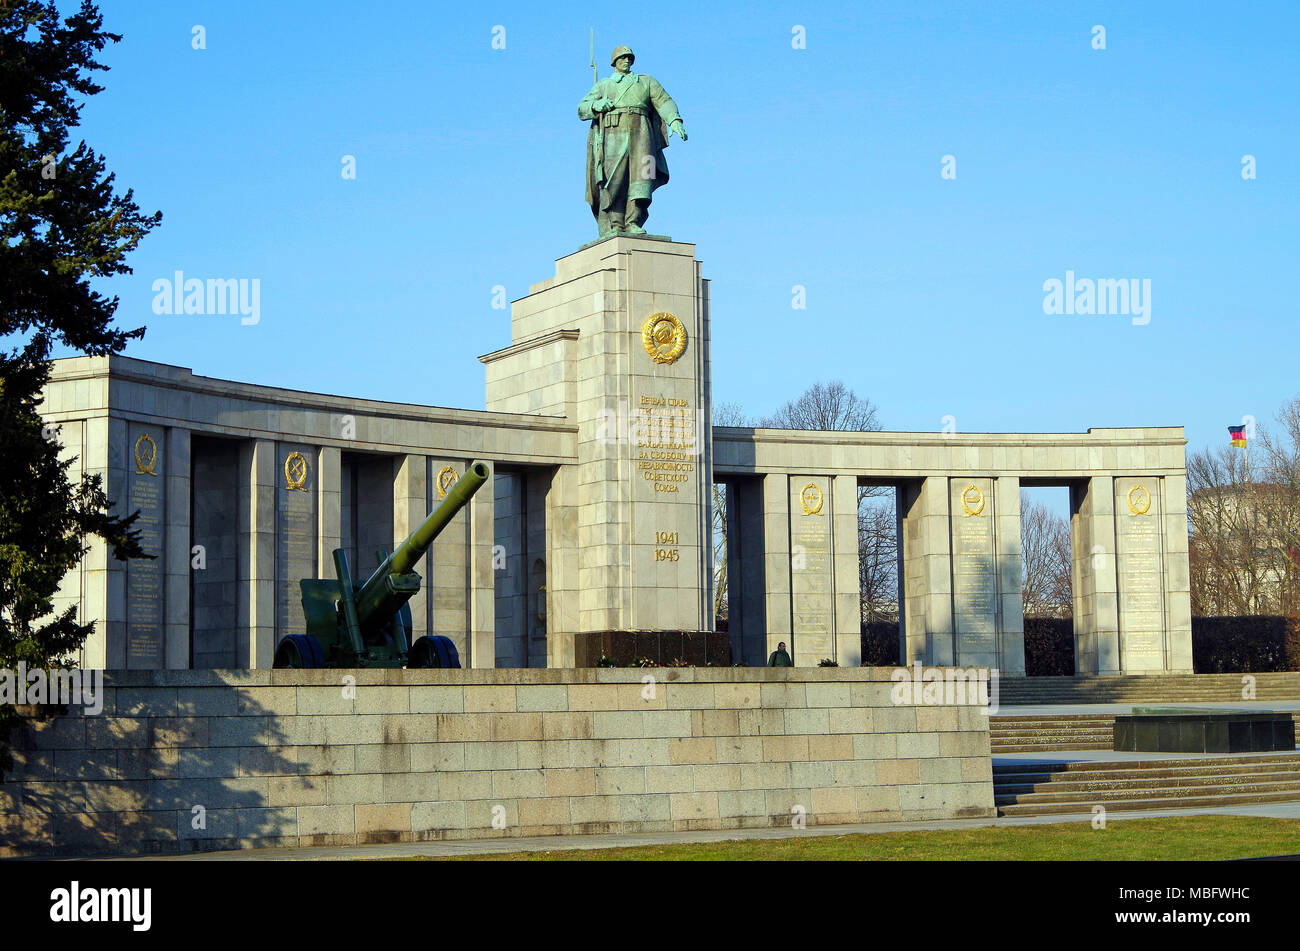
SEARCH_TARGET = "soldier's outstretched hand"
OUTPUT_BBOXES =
[670,119,688,141]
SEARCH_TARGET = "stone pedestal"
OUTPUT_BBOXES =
[483,237,713,648]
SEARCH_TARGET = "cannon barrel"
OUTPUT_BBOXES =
[391,460,491,575]
[354,460,491,626]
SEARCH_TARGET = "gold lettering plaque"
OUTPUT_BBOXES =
[641,312,687,365]
[800,483,824,516]
[436,465,459,500]
[284,451,310,491]
[133,433,159,476]
[1127,484,1151,516]
[961,485,985,517]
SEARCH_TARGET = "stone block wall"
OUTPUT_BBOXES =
[0,668,994,856]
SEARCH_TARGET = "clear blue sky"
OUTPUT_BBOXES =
[56,0,1298,459]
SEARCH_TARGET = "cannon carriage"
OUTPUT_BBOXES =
[273,460,490,669]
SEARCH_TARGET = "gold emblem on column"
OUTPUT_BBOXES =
[800,483,824,516]
[961,485,985,517]
[641,312,687,365]
[284,451,310,491]
[436,465,460,500]
[1127,484,1151,515]
[133,433,159,476]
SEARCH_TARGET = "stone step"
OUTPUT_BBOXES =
[995,761,1300,785]
[992,752,1300,774]
[991,744,1113,753]
[996,778,1300,806]
[997,789,1300,817]
[996,770,1300,797]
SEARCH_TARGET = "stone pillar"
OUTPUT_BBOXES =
[1071,476,1120,675]
[428,458,471,659]
[901,476,954,666]
[239,439,277,669]
[1114,476,1172,673]
[468,472,496,668]
[124,422,167,670]
[317,447,342,582]
[163,429,191,669]
[789,474,833,665]
[1161,474,1194,672]
[488,238,712,659]
[762,473,793,660]
[393,454,429,644]
[49,419,89,663]
[546,464,580,667]
[993,476,1026,676]
[832,475,862,668]
[77,416,112,668]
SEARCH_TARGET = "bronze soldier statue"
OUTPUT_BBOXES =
[579,46,688,238]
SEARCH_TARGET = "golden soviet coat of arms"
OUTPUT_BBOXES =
[800,483,824,516]
[436,466,460,500]
[284,451,310,491]
[961,484,985,517]
[1127,484,1152,515]
[641,312,686,365]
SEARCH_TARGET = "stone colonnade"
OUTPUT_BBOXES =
[39,237,1192,674]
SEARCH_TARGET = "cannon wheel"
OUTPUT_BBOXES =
[273,634,325,669]
[408,635,461,669]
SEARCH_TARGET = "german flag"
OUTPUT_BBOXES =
[1229,425,1247,448]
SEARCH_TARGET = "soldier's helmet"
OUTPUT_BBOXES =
[610,46,635,67]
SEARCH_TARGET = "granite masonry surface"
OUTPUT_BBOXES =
[0,668,995,857]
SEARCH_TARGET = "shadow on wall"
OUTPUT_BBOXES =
[4,684,299,857]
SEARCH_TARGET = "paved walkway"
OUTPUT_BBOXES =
[89,800,1300,862]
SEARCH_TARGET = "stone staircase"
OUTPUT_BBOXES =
[998,672,1300,705]
[991,714,1116,753]
[994,753,1300,817]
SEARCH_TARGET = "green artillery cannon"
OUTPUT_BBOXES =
[272,460,491,669]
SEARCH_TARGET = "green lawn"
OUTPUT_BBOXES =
[431,816,1300,861]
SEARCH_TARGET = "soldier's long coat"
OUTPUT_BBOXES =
[578,72,682,216]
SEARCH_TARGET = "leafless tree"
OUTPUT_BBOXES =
[1188,402,1300,618]
[1020,492,1072,618]
[759,381,880,432]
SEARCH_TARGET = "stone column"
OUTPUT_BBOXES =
[1161,474,1194,672]
[789,474,834,664]
[1114,476,1169,672]
[238,439,277,669]
[546,464,580,667]
[762,473,793,660]
[901,476,954,666]
[468,472,496,668]
[164,429,191,669]
[1071,476,1120,675]
[317,447,341,579]
[124,422,167,669]
[993,476,1026,676]
[428,458,471,659]
[832,475,862,668]
[393,454,429,645]
[78,415,116,668]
